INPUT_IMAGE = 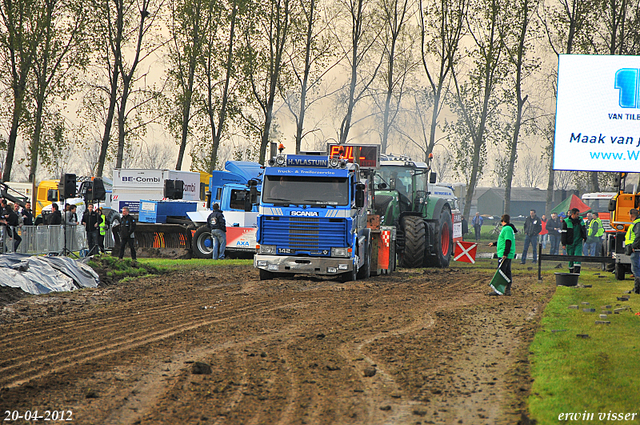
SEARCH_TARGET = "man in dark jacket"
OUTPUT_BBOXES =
[82,204,101,255]
[21,201,33,226]
[48,203,62,225]
[118,206,136,260]
[207,203,226,260]
[1,203,21,252]
[562,208,587,273]
[521,209,542,264]
[546,212,562,255]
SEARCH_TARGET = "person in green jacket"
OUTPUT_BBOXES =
[561,208,587,273]
[488,214,516,296]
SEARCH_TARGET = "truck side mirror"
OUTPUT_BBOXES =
[609,198,616,212]
[429,172,437,184]
[249,186,258,206]
[355,183,365,208]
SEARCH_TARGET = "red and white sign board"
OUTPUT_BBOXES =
[454,241,477,264]
[378,229,391,269]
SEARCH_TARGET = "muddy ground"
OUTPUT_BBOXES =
[0,263,554,425]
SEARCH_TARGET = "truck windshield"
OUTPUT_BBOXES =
[263,176,349,206]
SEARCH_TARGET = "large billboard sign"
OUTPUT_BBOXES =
[554,54,640,172]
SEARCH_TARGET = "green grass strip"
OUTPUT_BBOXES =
[528,270,640,424]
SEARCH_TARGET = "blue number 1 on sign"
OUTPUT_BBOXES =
[615,68,639,108]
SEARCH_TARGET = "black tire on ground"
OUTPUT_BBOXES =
[615,263,626,280]
[357,236,371,280]
[600,244,607,271]
[192,226,213,259]
[259,269,274,280]
[400,215,426,268]
[340,266,357,282]
[425,207,453,268]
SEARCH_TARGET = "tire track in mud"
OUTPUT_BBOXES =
[0,301,308,389]
[335,310,436,424]
[0,299,274,381]
[0,299,196,344]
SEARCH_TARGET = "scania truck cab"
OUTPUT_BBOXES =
[254,153,370,281]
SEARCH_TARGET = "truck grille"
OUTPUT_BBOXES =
[260,217,348,251]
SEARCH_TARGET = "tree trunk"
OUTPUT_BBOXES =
[338,0,363,145]
[294,0,315,154]
[209,2,237,170]
[96,64,119,177]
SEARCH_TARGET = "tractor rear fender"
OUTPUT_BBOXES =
[425,197,450,221]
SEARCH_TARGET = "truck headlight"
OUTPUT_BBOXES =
[331,247,349,257]
[259,245,277,254]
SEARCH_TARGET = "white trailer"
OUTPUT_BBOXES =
[111,169,202,213]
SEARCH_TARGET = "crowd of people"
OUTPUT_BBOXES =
[477,207,613,297]
[0,198,113,256]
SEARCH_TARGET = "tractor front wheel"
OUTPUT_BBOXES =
[400,216,426,268]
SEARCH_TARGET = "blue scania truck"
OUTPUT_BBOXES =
[254,152,372,281]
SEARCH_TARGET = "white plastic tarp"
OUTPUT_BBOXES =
[0,254,99,295]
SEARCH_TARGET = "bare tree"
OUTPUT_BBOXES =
[540,0,600,209]
[91,0,163,176]
[0,0,49,181]
[449,0,510,218]
[516,149,546,188]
[333,0,383,145]
[26,0,87,202]
[242,0,292,164]
[376,0,415,153]
[418,0,466,160]
[502,0,539,215]
[169,0,210,170]
[204,0,242,171]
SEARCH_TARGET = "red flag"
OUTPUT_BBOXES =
[454,241,477,263]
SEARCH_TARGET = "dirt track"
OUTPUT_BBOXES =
[0,264,553,424]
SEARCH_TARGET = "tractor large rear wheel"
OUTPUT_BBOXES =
[400,216,426,268]
[425,207,453,268]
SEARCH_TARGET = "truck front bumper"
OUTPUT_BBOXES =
[254,255,354,275]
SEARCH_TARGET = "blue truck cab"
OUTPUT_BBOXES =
[254,154,372,281]
[187,161,263,258]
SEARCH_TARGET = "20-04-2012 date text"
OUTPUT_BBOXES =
[4,410,73,422]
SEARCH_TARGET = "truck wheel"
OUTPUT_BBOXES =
[425,207,453,268]
[259,269,274,280]
[340,267,357,282]
[357,237,371,280]
[192,226,213,259]
[615,263,625,280]
[401,216,426,268]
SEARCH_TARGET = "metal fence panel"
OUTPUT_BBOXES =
[0,225,98,256]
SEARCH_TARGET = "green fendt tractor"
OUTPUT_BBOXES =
[373,154,453,268]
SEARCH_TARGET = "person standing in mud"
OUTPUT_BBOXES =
[118,206,137,260]
[488,214,516,296]
[207,203,226,260]
[561,208,587,274]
